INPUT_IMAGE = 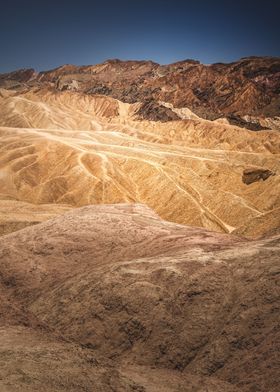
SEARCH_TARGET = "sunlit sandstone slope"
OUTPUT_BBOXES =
[0,88,280,237]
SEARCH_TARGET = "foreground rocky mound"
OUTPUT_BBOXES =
[0,204,279,391]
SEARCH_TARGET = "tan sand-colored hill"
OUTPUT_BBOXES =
[0,204,279,391]
[0,199,71,236]
[0,88,279,237]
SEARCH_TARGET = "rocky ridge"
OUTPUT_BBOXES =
[1,56,279,128]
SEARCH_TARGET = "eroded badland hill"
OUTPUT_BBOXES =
[0,57,279,391]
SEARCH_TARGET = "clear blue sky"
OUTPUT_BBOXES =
[0,0,279,72]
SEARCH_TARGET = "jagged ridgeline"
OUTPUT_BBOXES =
[1,56,280,129]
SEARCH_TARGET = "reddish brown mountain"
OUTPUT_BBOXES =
[1,56,279,127]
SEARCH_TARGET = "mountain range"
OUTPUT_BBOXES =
[1,56,280,129]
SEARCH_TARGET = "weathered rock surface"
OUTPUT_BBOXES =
[0,204,279,391]
[136,99,180,121]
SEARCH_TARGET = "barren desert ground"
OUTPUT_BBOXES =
[0,57,279,391]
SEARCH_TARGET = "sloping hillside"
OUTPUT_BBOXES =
[0,204,278,391]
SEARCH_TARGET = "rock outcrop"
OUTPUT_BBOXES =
[136,99,180,121]
[242,167,275,185]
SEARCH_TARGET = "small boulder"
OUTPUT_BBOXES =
[242,167,275,185]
